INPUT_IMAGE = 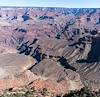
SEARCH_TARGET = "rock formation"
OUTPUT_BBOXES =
[0,7,99,96]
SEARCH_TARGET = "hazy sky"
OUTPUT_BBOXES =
[0,0,99,8]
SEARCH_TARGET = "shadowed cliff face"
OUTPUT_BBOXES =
[58,56,76,71]
[77,37,100,63]
[87,37,100,63]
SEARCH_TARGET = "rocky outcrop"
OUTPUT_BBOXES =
[0,70,38,90]
[0,53,36,79]
[30,59,83,94]
[0,53,83,95]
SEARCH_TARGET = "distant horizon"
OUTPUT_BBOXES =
[0,0,99,8]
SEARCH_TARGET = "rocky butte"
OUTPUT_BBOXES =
[0,7,99,96]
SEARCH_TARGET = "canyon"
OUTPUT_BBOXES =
[0,7,100,96]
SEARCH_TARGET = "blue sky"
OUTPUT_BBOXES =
[0,0,99,8]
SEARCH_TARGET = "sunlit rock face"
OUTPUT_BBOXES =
[30,59,83,95]
[0,7,100,95]
[0,53,36,79]
[0,53,38,91]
